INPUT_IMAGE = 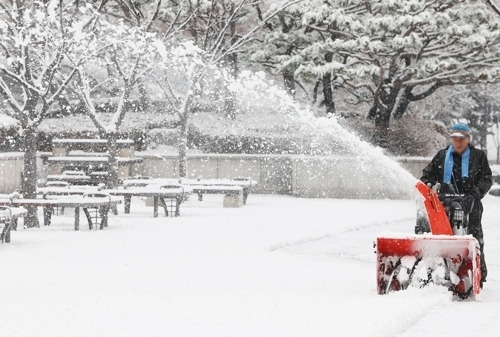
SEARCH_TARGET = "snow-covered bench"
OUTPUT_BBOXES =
[46,170,93,185]
[123,177,257,208]
[181,178,256,206]
[189,185,244,207]
[0,206,27,243]
[47,139,143,185]
[103,185,189,217]
[0,194,122,230]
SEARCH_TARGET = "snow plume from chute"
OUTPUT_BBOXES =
[225,70,418,198]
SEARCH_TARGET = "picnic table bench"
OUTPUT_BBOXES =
[0,194,122,231]
[122,177,257,207]
[0,206,27,243]
[181,178,255,205]
[104,185,188,217]
[38,181,100,209]
[46,170,93,185]
[47,138,143,184]
[37,183,98,196]
[38,183,188,218]
[47,157,143,185]
[188,185,244,206]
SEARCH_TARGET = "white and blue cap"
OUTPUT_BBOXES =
[449,123,471,138]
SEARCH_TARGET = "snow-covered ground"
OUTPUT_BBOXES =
[0,191,499,337]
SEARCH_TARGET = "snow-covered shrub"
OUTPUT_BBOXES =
[0,114,20,151]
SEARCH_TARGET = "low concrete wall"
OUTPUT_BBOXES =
[0,152,434,198]
[0,152,24,193]
[139,154,293,194]
[136,153,432,199]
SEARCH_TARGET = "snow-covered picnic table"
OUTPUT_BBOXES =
[38,184,189,217]
[47,157,143,184]
[103,186,189,217]
[47,138,143,184]
[45,170,93,185]
[122,177,257,206]
[37,184,98,197]
[0,195,122,231]
[0,206,27,243]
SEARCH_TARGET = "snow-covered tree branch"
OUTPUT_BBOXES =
[0,0,100,227]
[256,0,500,128]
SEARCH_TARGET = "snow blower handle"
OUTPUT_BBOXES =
[415,181,453,235]
[439,193,474,213]
[428,182,441,193]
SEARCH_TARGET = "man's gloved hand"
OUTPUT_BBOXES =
[460,194,475,214]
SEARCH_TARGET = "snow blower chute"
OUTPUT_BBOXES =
[375,181,482,299]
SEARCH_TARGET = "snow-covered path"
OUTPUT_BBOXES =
[0,194,498,337]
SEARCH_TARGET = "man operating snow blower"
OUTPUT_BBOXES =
[415,123,492,288]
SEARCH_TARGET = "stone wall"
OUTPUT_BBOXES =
[137,153,432,199]
[0,152,23,193]
[0,152,437,198]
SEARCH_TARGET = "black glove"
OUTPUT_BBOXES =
[460,194,475,214]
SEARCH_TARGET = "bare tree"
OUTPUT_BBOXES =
[0,1,92,227]
[71,4,163,188]
[153,0,301,177]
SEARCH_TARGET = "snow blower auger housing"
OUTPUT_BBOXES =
[375,181,482,300]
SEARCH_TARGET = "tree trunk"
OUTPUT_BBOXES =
[178,112,188,178]
[374,109,391,128]
[224,91,236,120]
[106,132,119,188]
[479,109,488,154]
[366,100,391,147]
[283,69,296,98]
[394,82,444,119]
[322,73,335,115]
[367,103,378,120]
[22,126,40,228]
[312,79,320,105]
[393,87,412,119]
[224,20,238,120]
[322,52,335,115]
[372,125,390,149]
[177,75,198,178]
[374,79,400,127]
[138,81,149,112]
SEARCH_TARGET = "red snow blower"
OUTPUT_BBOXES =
[375,181,482,300]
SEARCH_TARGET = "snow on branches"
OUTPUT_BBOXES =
[255,0,500,122]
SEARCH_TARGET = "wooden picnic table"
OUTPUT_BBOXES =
[0,206,27,243]
[122,178,257,205]
[46,170,93,185]
[47,156,143,185]
[178,178,256,205]
[0,196,122,231]
[188,185,243,201]
[37,186,98,197]
[103,186,188,217]
[38,185,187,217]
